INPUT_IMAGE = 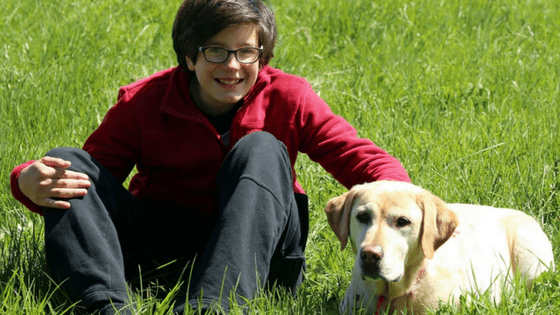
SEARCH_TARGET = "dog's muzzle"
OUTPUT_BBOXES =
[360,245,383,280]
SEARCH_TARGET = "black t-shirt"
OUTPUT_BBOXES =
[205,101,243,147]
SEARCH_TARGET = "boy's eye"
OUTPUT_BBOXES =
[238,48,255,56]
[206,48,225,56]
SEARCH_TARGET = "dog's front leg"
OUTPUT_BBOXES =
[341,267,385,314]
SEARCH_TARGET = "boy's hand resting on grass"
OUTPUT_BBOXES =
[18,157,91,209]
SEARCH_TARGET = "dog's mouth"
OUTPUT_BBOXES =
[360,261,402,282]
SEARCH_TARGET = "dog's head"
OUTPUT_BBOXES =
[324,181,458,282]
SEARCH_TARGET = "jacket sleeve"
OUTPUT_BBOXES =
[10,160,44,215]
[296,83,411,188]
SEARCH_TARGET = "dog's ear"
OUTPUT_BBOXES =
[418,190,459,259]
[324,190,357,250]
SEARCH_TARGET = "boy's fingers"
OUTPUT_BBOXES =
[40,187,88,209]
[55,169,90,181]
[51,187,89,198]
[58,178,91,189]
[39,159,89,181]
[40,156,72,169]
[43,198,72,209]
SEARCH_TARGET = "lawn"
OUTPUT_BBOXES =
[1,0,559,314]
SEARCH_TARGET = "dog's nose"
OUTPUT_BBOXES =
[360,245,384,263]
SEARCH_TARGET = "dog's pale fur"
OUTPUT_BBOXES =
[325,181,554,314]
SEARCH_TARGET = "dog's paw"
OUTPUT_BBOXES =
[340,291,365,314]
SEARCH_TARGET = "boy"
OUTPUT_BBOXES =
[11,0,410,313]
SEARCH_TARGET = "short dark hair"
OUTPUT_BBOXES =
[172,0,276,70]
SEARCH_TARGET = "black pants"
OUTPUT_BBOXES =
[43,131,309,314]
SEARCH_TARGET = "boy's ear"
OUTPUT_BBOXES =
[185,55,196,72]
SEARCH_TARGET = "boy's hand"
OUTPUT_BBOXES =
[18,157,91,209]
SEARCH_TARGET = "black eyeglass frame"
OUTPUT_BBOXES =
[198,46,263,64]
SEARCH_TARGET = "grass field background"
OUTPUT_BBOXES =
[1,0,559,313]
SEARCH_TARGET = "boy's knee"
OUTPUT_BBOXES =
[45,147,87,160]
[234,131,287,158]
[44,147,99,176]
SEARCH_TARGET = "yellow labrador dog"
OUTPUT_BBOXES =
[325,181,554,315]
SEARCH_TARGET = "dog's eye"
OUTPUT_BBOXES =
[396,217,411,227]
[356,211,371,224]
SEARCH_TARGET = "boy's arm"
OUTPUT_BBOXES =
[297,84,411,187]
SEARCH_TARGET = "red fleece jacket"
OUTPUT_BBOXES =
[11,65,410,215]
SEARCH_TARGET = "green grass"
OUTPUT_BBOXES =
[1,0,559,313]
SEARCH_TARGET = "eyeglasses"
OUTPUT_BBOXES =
[198,46,263,64]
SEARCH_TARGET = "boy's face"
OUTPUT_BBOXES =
[186,23,260,115]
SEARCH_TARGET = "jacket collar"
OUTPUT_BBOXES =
[159,65,272,121]
[159,66,204,121]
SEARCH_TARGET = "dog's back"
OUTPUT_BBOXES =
[445,204,554,298]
